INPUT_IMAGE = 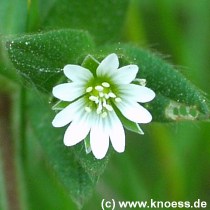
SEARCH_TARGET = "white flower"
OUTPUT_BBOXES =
[52,53,155,159]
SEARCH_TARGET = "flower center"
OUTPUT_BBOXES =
[84,82,121,118]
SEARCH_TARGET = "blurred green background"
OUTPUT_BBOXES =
[1,0,210,209]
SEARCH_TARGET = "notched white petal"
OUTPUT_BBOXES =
[108,112,125,153]
[97,53,119,77]
[52,83,84,101]
[64,115,90,146]
[119,84,155,103]
[116,100,152,123]
[90,118,109,159]
[52,98,85,127]
[64,64,93,82]
[112,65,138,84]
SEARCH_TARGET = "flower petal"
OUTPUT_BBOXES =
[64,112,91,146]
[52,83,84,101]
[52,98,85,127]
[116,100,152,123]
[97,53,119,77]
[119,84,155,103]
[64,64,93,82]
[108,112,125,153]
[112,65,138,84]
[90,117,109,159]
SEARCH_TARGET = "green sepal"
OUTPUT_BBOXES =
[52,100,69,111]
[81,54,99,76]
[123,118,144,135]
[114,107,144,135]
[84,135,92,154]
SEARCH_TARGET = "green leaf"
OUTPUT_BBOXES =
[40,0,129,44]
[27,90,110,208]
[98,44,209,122]
[6,29,95,92]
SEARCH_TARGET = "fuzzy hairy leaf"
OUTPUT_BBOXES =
[6,29,95,92]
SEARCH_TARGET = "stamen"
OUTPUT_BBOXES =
[86,81,118,117]
[102,98,106,106]
[89,96,98,102]
[95,98,99,104]
[95,85,104,91]
[86,86,93,92]
[105,104,113,111]
[108,92,116,98]
[101,112,108,118]
[104,94,109,99]
[96,101,103,114]
[139,79,146,86]
[102,82,110,88]
[134,78,146,86]
[85,106,92,113]
[115,97,122,103]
